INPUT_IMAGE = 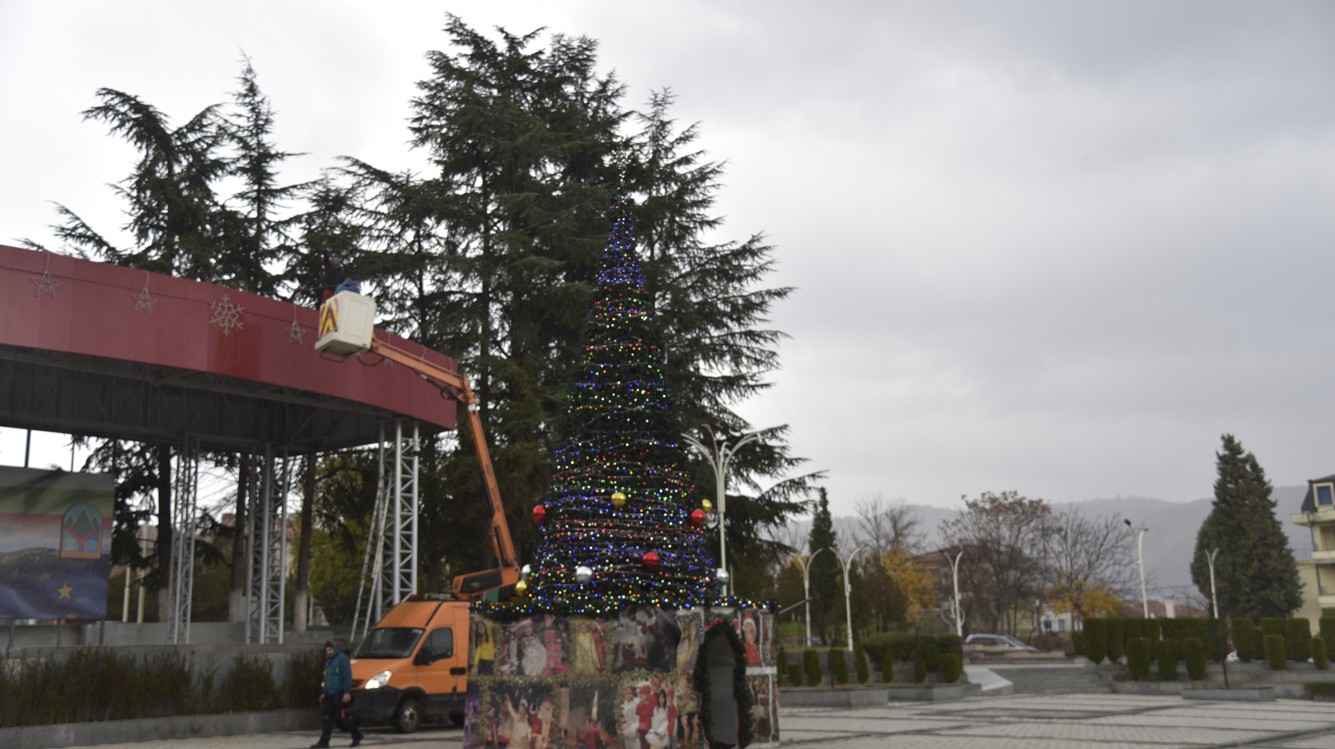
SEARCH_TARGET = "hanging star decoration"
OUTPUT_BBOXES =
[131,274,156,313]
[288,317,305,344]
[209,293,245,336]
[32,268,59,298]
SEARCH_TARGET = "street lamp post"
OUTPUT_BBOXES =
[1206,548,1221,619]
[1124,519,1149,618]
[945,550,965,638]
[799,548,831,647]
[683,427,763,597]
[838,545,873,649]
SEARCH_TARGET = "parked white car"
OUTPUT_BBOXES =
[962,634,1039,660]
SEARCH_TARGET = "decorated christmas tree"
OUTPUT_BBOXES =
[511,195,717,616]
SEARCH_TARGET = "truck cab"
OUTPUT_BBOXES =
[350,597,469,732]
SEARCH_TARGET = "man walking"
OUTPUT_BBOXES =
[314,640,363,748]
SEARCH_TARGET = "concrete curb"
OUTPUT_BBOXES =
[0,709,320,749]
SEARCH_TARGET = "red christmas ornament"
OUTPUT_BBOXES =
[641,550,661,571]
[689,509,706,528]
[532,504,547,524]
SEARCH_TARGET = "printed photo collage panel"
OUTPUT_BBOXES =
[464,606,778,749]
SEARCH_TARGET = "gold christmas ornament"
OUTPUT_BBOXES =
[515,579,528,595]
[611,491,627,508]
[702,499,714,514]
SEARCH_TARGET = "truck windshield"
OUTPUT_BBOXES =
[355,627,424,658]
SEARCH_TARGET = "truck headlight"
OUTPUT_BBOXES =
[364,670,393,689]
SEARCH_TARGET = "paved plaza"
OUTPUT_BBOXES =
[62,694,1335,749]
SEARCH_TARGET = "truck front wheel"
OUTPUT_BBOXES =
[394,696,422,733]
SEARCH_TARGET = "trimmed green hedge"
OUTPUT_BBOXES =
[1315,636,1329,671]
[0,648,320,728]
[862,632,960,667]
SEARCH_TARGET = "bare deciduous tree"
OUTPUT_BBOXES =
[1042,508,1139,625]
[853,493,924,555]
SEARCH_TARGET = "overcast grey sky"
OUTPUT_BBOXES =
[2,1,1334,515]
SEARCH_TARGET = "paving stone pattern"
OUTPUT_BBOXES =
[61,694,1335,749]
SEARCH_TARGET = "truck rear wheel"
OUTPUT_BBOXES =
[394,696,422,733]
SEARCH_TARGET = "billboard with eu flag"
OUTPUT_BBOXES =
[0,466,114,621]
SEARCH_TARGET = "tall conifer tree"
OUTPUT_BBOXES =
[807,489,841,644]
[1191,434,1302,618]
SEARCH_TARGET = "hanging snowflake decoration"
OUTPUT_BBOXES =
[209,293,245,336]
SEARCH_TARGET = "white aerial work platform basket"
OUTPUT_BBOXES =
[315,291,376,358]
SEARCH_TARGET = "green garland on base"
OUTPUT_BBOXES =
[692,617,755,748]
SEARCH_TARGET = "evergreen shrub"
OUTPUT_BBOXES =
[787,663,804,687]
[941,653,962,684]
[1107,618,1126,662]
[922,643,941,674]
[1084,618,1107,665]
[853,642,870,684]
[1321,617,1335,663]
[1234,618,1257,662]
[1264,634,1287,670]
[1204,618,1228,662]
[881,647,894,683]
[1315,636,1329,671]
[914,649,927,683]
[1286,619,1311,662]
[1155,639,1179,682]
[803,650,821,686]
[830,648,849,685]
[1183,637,1207,680]
[1127,637,1151,681]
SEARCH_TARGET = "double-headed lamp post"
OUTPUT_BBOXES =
[1124,519,1149,618]
[798,547,831,647]
[683,427,763,597]
[838,545,873,649]
[945,550,965,638]
[1206,548,1221,619]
